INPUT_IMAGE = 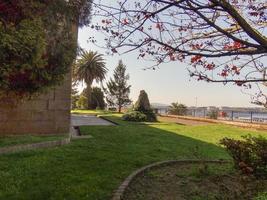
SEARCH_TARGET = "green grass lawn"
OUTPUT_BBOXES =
[0,134,68,148]
[0,113,266,200]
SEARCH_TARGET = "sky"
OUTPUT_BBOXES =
[77,27,263,108]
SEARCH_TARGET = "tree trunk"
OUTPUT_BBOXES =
[86,86,92,109]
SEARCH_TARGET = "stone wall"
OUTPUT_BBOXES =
[0,73,71,135]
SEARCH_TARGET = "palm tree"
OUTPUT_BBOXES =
[73,51,107,109]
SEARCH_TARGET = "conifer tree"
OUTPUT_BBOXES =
[134,90,151,112]
[106,60,131,112]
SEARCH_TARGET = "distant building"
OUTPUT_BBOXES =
[151,103,170,114]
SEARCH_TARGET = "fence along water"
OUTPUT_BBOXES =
[156,107,267,124]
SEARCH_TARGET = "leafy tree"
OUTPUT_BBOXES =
[73,51,107,109]
[91,87,106,109]
[91,0,267,106]
[76,95,88,110]
[168,103,187,116]
[106,60,131,112]
[134,90,151,112]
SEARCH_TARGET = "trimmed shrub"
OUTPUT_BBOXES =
[122,111,147,122]
[220,135,267,178]
[143,110,157,122]
[134,90,151,112]
[133,90,157,122]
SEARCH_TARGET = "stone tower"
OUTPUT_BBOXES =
[0,22,78,135]
[0,73,72,135]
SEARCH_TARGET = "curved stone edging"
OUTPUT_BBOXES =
[112,159,231,200]
[0,137,70,155]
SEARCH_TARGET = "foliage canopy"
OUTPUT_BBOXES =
[0,0,92,101]
[91,0,267,106]
[168,102,187,116]
[73,51,107,108]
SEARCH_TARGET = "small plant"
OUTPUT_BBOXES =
[122,111,147,122]
[143,110,157,122]
[207,110,218,119]
[108,107,117,111]
[192,146,210,176]
[220,135,267,178]
[219,111,228,118]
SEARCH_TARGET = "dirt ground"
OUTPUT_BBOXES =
[158,116,212,126]
[123,163,267,200]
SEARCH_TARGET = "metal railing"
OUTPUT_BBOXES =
[156,108,267,124]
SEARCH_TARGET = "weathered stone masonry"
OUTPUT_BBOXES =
[0,73,71,135]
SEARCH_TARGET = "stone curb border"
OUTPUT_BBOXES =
[112,159,231,200]
[98,116,119,125]
[0,137,70,155]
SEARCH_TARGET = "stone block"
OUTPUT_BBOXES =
[16,100,48,111]
[31,110,55,121]
[6,111,33,121]
[0,71,71,135]
[35,90,55,100]
[0,112,8,122]
[54,88,71,100]
[48,100,70,111]
[55,111,70,121]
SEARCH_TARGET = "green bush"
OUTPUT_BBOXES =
[168,102,187,115]
[220,135,267,178]
[143,110,157,122]
[108,107,117,111]
[76,95,88,110]
[207,110,218,119]
[122,111,147,122]
[133,90,157,122]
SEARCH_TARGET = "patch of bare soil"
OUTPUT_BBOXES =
[123,163,267,200]
[158,116,211,126]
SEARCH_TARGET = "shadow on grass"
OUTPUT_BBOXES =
[0,115,235,200]
[0,134,68,148]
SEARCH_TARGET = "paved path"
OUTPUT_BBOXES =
[71,114,114,126]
